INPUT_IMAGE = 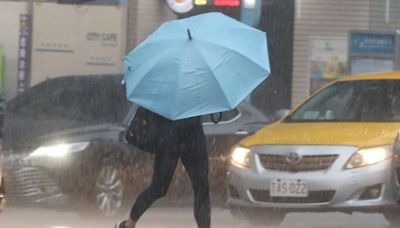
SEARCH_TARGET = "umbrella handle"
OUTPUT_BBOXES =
[211,112,222,124]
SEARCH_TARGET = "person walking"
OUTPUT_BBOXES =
[116,108,211,228]
[119,13,270,228]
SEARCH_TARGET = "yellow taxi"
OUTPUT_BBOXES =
[227,72,400,226]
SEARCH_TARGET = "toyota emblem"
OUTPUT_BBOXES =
[285,152,302,164]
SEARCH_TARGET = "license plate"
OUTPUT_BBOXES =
[270,179,308,197]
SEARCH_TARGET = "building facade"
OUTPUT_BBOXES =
[0,0,175,100]
[292,0,400,107]
[2,0,400,114]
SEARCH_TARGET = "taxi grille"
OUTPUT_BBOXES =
[258,154,338,172]
[249,189,335,204]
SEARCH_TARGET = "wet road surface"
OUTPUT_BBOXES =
[0,206,392,228]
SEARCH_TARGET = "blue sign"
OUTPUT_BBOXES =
[351,33,395,55]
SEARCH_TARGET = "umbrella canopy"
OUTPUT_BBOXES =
[124,12,270,120]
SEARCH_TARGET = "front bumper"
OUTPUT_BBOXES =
[227,145,400,213]
[3,154,70,207]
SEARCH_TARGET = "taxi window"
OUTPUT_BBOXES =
[287,80,400,122]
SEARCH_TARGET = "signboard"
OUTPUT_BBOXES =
[350,57,394,75]
[194,0,208,5]
[309,37,347,93]
[350,33,395,55]
[348,31,397,76]
[214,0,240,6]
[167,0,243,11]
[0,2,29,99]
[17,14,30,93]
[30,3,127,86]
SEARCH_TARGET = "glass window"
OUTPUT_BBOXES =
[286,80,400,122]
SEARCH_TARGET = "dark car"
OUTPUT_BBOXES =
[2,74,269,217]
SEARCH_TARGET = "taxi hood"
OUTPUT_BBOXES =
[241,122,400,148]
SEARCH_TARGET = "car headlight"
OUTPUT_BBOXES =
[29,142,90,158]
[231,146,251,168]
[345,145,393,169]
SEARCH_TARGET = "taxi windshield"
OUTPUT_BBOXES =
[286,79,400,122]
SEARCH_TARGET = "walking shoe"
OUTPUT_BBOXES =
[115,221,127,228]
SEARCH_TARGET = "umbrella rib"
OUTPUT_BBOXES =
[129,43,190,119]
[196,39,269,72]
[193,44,233,108]
[126,40,183,73]
[168,44,203,119]
[125,44,181,98]
[193,41,269,108]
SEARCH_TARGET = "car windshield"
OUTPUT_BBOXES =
[7,75,131,125]
[286,79,400,122]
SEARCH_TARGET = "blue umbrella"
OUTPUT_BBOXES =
[124,12,270,120]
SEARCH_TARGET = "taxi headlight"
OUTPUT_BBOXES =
[345,145,393,169]
[231,146,251,168]
[29,142,90,158]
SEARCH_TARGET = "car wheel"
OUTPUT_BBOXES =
[0,177,5,212]
[93,165,124,217]
[229,206,285,227]
[384,208,400,226]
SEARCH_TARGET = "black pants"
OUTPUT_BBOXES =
[129,138,211,228]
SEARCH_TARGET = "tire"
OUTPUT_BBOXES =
[76,144,150,219]
[230,206,285,227]
[0,177,5,210]
[384,208,400,226]
[77,164,126,218]
[93,165,125,217]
